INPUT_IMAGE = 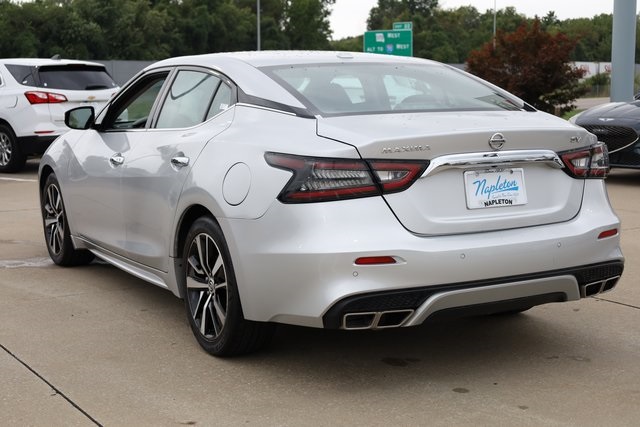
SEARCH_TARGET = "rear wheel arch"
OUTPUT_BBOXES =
[0,118,14,131]
[173,205,217,299]
[174,204,216,260]
[179,214,274,356]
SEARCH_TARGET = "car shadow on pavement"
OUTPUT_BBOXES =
[221,305,595,394]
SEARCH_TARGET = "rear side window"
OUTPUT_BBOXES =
[156,70,221,129]
[206,82,232,119]
[5,64,36,86]
[38,65,118,90]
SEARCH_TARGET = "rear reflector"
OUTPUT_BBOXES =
[598,229,618,239]
[355,256,397,265]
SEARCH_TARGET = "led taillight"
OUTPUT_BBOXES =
[265,152,428,203]
[369,160,428,194]
[560,142,609,178]
[25,91,68,104]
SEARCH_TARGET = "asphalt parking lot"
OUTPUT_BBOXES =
[1,160,639,426]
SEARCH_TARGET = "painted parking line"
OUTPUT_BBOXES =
[0,257,53,268]
[0,177,37,182]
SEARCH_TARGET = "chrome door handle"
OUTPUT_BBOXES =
[171,156,190,168]
[110,153,125,167]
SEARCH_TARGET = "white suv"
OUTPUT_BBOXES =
[0,58,119,172]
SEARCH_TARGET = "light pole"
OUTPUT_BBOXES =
[611,0,637,101]
[257,0,261,51]
[493,0,497,49]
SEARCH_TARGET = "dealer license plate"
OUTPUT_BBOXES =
[464,168,527,209]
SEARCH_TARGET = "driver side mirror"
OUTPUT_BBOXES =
[65,106,95,130]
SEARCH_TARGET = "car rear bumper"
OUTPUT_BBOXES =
[323,261,623,329]
[222,179,624,328]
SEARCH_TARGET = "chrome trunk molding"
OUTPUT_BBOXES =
[421,149,564,178]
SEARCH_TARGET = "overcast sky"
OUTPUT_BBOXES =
[330,0,637,40]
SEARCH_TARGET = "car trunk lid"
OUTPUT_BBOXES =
[317,111,591,235]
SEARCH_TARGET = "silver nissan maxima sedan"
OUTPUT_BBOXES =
[39,51,624,356]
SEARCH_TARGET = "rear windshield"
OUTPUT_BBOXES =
[38,65,118,90]
[263,63,524,116]
[6,64,117,90]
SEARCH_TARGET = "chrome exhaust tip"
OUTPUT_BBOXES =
[342,312,376,330]
[342,309,414,330]
[601,276,621,293]
[376,309,414,329]
[582,281,604,298]
[580,275,621,298]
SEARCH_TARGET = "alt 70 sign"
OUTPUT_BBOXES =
[363,29,413,57]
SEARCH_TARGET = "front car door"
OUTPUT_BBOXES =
[64,70,170,255]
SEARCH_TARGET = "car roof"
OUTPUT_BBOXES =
[0,58,106,67]
[144,51,441,109]
[151,50,437,68]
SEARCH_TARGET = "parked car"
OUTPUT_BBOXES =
[0,58,119,172]
[570,100,640,168]
[39,51,624,356]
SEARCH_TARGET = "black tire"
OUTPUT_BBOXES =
[41,173,94,266]
[0,124,26,173]
[182,216,274,357]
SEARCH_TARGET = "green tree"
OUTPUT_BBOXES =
[559,14,612,61]
[0,1,39,57]
[283,0,335,49]
[331,35,362,52]
[467,20,587,114]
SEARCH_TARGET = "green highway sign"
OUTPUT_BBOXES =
[363,29,413,57]
[393,22,413,30]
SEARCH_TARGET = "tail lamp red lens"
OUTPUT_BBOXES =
[560,142,609,178]
[25,91,68,104]
[265,152,428,203]
[598,228,618,239]
[354,256,397,265]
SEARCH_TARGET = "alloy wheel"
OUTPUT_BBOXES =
[43,183,65,255]
[0,132,11,167]
[186,233,229,340]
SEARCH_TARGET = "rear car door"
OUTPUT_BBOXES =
[120,67,235,272]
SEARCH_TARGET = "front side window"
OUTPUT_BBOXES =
[156,70,221,129]
[105,73,168,130]
[264,63,524,116]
